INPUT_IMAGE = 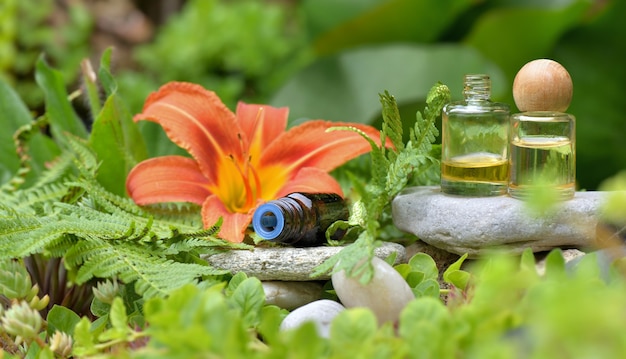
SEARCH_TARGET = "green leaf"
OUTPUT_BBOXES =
[99,297,131,342]
[226,271,249,296]
[88,93,148,196]
[35,55,88,139]
[230,277,265,328]
[330,308,378,353]
[464,0,591,80]
[553,0,626,189]
[109,297,129,331]
[306,0,473,56]
[256,305,287,346]
[46,305,81,336]
[414,278,441,298]
[90,297,111,318]
[443,253,469,288]
[445,270,471,291]
[408,253,439,282]
[72,317,97,357]
[405,271,426,288]
[0,259,33,299]
[399,297,454,358]
[0,78,33,183]
[272,44,505,125]
[544,248,566,279]
[98,47,118,97]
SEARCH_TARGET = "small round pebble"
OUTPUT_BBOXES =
[513,59,573,112]
[332,256,415,325]
[279,299,345,338]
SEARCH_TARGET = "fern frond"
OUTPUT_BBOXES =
[411,82,450,155]
[3,182,70,213]
[64,238,226,298]
[64,134,100,177]
[379,91,404,152]
[316,83,451,283]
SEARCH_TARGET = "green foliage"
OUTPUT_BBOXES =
[313,84,450,283]
[5,249,626,357]
[0,0,92,108]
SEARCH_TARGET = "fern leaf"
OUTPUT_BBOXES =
[379,91,404,152]
[64,238,226,298]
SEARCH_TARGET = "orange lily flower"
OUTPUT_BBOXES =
[126,82,384,243]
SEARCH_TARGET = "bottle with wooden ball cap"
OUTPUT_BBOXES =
[252,193,349,246]
[509,59,576,200]
[441,74,511,196]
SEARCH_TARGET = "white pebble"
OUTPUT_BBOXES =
[279,299,345,338]
[332,256,415,325]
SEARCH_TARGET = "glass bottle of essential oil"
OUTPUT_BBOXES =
[252,193,349,246]
[508,112,575,199]
[441,74,510,196]
[509,59,576,200]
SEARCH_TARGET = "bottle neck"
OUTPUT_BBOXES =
[463,74,491,102]
[253,196,310,244]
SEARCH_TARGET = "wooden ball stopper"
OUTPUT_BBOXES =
[513,59,573,112]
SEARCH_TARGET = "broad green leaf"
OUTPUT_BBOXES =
[552,0,626,189]
[405,272,425,288]
[256,305,288,345]
[414,278,441,298]
[445,270,471,291]
[302,0,382,40]
[272,44,506,125]
[35,56,88,139]
[394,263,412,279]
[330,308,378,353]
[90,297,111,318]
[0,79,59,186]
[0,78,33,182]
[399,297,453,357]
[46,305,81,335]
[408,253,439,281]
[109,297,129,332]
[72,317,97,357]
[88,93,148,196]
[230,277,265,328]
[276,322,327,359]
[464,0,591,82]
[443,253,469,285]
[226,271,249,296]
[544,248,566,279]
[309,0,473,56]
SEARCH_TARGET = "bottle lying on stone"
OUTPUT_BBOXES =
[252,193,349,247]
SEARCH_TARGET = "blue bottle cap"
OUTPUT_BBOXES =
[252,202,285,240]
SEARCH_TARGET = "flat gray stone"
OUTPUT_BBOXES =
[204,242,406,281]
[392,186,607,256]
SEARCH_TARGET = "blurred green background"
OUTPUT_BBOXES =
[1,0,624,190]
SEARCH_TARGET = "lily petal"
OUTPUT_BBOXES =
[126,156,210,205]
[275,167,344,198]
[202,195,253,243]
[261,121,383,176]
[134,82,243,184]
[235,102,288,163]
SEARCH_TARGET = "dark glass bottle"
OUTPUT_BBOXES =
[252,193,349,246]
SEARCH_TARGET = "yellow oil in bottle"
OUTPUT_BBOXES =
[509,135,574,199]
[441,152,508,196]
